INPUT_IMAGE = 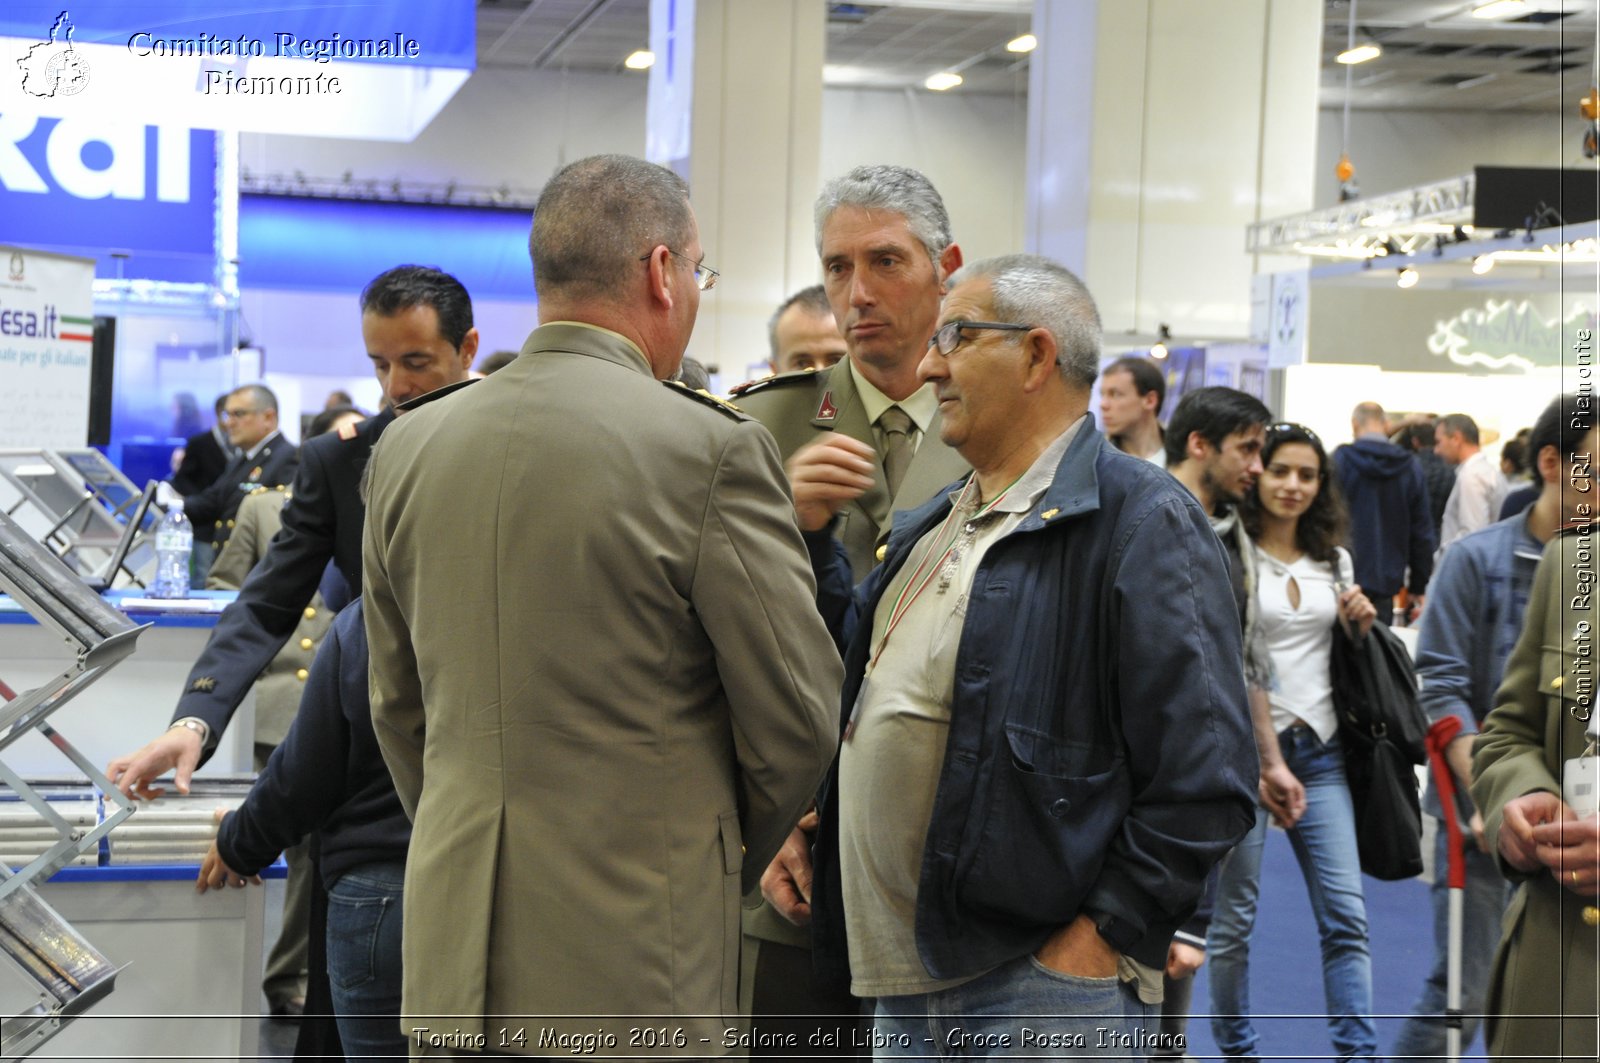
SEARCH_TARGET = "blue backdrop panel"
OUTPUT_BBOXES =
[0,2,475,70]
[239,195,533,300]
[0,121,216,283]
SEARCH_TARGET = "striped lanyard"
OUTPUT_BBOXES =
[845,474,1022,740]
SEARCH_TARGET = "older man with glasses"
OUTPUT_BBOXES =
[765,253,1257,1055]
[170,383,298,570]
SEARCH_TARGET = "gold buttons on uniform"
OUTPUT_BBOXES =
[1584,905,1599,927]
[300,638,314,651]
[226,520,235,528]
[1551,676,1564,690]
[296,668,308,682]
[303,606,317,620]
[876,545,888,562]
[215,520,223,529]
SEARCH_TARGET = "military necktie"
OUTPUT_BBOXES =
[878,405,913,500]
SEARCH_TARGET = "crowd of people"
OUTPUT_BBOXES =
[105,154,1595,1061]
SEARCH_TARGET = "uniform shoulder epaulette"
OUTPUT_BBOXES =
[727,369,821,398]
[395,377,478,414]
[249,485,270,496]
[666,380,748,420]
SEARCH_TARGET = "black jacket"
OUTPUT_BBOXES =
[171,428,234,496]
[174,409,393,754]
[184,433,299,545]
[217,600,409,884]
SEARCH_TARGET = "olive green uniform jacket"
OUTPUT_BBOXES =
[1472,531,1599,1062]
[363,322,840,1053]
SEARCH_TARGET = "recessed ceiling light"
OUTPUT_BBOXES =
[925,71,963,91]
[1336,43,1382,64]
[624,50,655,70]
[1471,0,1530,19]
[1397,266,1420,288]
[1472,255,1496,274]
[1006,34,1037,54]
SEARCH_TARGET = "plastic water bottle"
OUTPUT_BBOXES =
[151,500,193,599]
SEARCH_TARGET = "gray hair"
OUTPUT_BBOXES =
[814,165,952,262]
[232,383,279,414]
[766,284,833,360]
[946,254,1102,387]
[531,154,693,302]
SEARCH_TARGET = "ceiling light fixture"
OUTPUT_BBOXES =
[1336,43,1382,65]
[1471,0,1530,19]
[925,71,963,91]
[1006,34,1037,53]
[1397,266,1420,289]
[1150,324,1172,360]
[1472,255,1496,275]
[624,50,655,70]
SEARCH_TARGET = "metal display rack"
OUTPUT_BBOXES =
[0,450,160,589]
[0,509,147,1059]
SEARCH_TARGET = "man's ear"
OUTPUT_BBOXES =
[1143,389,1162,416]
[459,327,481,371]
[1537,442,1562,486]
[642,245,675,309]
[937,243,963,293]
[1021,328,1059,391]
[1187,430,1212,464]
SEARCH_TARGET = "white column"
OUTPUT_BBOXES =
[1026,0,1321,344]
[647,0,825,377]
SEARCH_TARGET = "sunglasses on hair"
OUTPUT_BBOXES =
[1266,422,1321,446]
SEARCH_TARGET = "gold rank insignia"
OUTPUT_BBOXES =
[249,466,263,481]
[190,676,217,692]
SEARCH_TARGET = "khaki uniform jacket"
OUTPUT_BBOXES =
[363,322,841,1052]
[1472,531,1599,1062]
[732,363,970,580]
[205,486,332,748]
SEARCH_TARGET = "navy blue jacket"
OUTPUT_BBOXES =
[807,424,1258,984]
[217,599,410,886]
[1332,437,1436,597]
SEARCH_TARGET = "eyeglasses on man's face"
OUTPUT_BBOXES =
[639,248,719,291]
[928,320,1033,357]
[221,407,262,421]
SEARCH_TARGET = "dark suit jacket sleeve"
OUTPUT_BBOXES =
[182,456,244,528]
[171,441,341,759]
[694,421,842,892]
[1407,461,1437,592]
[216,605,358,874]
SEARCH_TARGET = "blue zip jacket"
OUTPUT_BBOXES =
[806,423,1258,984]
[1414,512,1544,820]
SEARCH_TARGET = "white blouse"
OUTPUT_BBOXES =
[1252,543,1344,742]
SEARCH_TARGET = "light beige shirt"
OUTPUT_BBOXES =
[840,417,1084,997]
[849,359,938,457]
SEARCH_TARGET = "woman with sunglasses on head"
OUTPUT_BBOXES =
[1206,423,1380,1062]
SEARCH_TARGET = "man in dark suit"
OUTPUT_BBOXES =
[107,265,478,798]
[170,393,237,495]
[178,384,299,562]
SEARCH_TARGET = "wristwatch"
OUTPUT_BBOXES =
[168,717,210,745]
[1087,908,1139,953]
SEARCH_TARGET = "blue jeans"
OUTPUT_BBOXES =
[871,953,1157,1059]
[1207,727,1376,1061]
[1389,819,1512,1060]
[325,861,406,1063]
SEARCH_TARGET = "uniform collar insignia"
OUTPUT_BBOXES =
[816,391,838,422]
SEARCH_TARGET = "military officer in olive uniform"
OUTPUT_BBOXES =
[181,384,298,561]
[108,266,478,800]
[1473,514,1600,1062]
[364,154,838,1055]
[728,165,970,1048]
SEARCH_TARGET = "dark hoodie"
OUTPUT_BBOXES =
[1332,437,1436,598]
